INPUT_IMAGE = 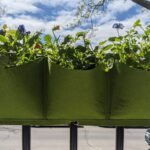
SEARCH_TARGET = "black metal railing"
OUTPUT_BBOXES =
[22,124,148,150]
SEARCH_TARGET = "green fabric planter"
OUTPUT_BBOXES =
[47,64,106,120]
[0,60,150,126]
[0,61,44,119]
[111,65,150,120]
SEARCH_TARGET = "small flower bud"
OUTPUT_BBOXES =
[52,25,60,31]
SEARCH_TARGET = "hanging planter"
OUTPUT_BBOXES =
[0,20,149,126]
[111,64,150,120]
[46,63,106,120]
[0,58,44,120]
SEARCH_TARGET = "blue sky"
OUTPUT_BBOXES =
[0,0,149,41]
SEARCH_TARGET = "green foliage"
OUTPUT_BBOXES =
[46,31,98,70]
[0,20,150,71]
[0,35,8,43]
[0,25,43,67]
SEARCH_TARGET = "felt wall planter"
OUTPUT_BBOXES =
[0,59,150,126]
[0,60,44,120]
[110,65,150,120]
[46,64,107,121]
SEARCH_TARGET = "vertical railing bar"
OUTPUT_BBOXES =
[70,122,78,150]
[116,127,124,150]
[22,126,31,150]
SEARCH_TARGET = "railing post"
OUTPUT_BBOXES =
[70,122,78,150]
[116,127,124,150]
[22,126,31,150]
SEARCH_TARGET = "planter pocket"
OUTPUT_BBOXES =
[110,65,150,119]
[0,61,43,119]
[46,64,106,121]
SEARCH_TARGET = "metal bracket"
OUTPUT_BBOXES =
[116,127,124,150]
[22,126,31,150]
[70,122,78,150]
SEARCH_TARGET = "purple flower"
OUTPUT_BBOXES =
[26,31,31,35]
[112,23,124,29]
[18,25,26,34]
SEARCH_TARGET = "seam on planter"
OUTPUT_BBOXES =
[42,58,48,119]
[105,71,112,119]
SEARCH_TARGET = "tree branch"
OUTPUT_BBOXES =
[132,0,150,10]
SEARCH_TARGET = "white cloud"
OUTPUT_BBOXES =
[0,0,76,17]
[39,0,80,8]
[0,0,78,31]
[107,0,136,14]
[1,13,78,33]
[0,0,41,14]
[94,0,136,25]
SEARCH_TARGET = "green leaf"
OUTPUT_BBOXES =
[44,34,52,43]
[115,36,123,42]
[108,36,123,42]
[133,19,141,28]
[99,41,106,46]
[75,45,86,52]
[76,31,86,38]
[108,37,116,42]
[0,35,8,43]
[62,35,73,44]
[103,44,113,51]
[6,30,16,37]
[84,39,91,45]
[28,33,41,46]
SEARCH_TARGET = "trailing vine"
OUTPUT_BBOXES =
[0,20,149,71]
